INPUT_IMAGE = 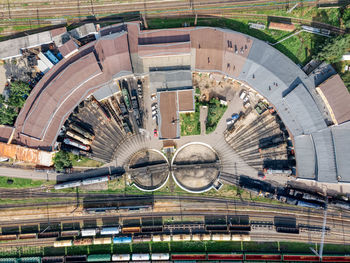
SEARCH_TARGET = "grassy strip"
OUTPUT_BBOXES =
[69,153,103,168]
[0,176,51,188]
[3,241,350,257]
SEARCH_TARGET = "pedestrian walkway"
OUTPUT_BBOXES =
[200,106,208,135]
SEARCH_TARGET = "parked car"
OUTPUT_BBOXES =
[231,113,240,121]
[239,90,247,100]
[154,129,158,137]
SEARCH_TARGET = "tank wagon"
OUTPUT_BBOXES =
[63,138,90,151]
[69,123,95,140]
[66,130,92,145]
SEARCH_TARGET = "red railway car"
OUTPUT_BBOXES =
[171,253,207,261]
[322,255,350,262]
[245,253,282,261]
[283,254,320,261]
[208,253,244,260]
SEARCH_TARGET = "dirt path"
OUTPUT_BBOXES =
[200,106,208,135]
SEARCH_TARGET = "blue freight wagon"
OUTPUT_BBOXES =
[113,236,132,243]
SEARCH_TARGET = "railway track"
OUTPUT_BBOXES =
[0,0,346,36]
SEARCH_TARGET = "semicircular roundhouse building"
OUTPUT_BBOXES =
[5,22,350,184]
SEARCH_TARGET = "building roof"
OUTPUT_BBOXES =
[294,135,316,180]
[317,74,350,124]
[58,39,78,58]
[0,31,53,60]
[69,23,97,39]
[309,62,336,87]
[331,121,350,182]
[0,125,14,143]
[93,80,120,101]
[158,91,179,139]
[0,142,53,166]
[268,22,296,32]
[178,89,194,112]
[14,32,132,150]
[50,27,67,38]
[149,70,192,90]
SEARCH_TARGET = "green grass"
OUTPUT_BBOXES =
[152,242,170,253]
[113,244,131,254]
[170,241,205,252]
[206,241,241,252]
[0,176,50,188]
[205,98,227,134]
[180,99,201,136]
[243,241,278,252]
[69,153,103,167]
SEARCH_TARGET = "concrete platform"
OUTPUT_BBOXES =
[128,149,169,191]
[171,142,220,193]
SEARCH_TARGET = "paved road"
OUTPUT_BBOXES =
[0,166,57,181]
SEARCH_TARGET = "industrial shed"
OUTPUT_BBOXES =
[317,74,350,125]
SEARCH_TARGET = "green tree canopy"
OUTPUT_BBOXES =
[0,81,31,125]
[53,150,72,172]
[8,81,31,108]
[315,34,350,63]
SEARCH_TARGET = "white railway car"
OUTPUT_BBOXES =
[54,181,81,190]
[81,176,109,186]
[81,229,97,237]
[212,234,231,241]
[63,138,90,151]
[54,240,73,247]
[100,227,120,235]
[112,254,130,261]
[132,254,150,261]
[93,237,111,245]
[151,253,170,260]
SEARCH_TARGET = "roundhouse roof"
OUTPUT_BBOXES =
[7,23,349,183]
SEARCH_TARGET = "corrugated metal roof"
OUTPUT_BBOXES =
[312,128,337,183]
[0,142,53,166]
[149,70,192,90]
[0,31,53,60]
[93,81,120,101]
[331,121,350,182]
[283,83,326,134]
[69,23,96,39]
[294,135,316,180]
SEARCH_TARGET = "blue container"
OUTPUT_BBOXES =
[101,227,120,235]
[45,50,59,64]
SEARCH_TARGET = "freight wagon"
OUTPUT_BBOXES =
[63,138,90,151]
[113,236,132,243]
[100,227,120,235]
[54,240,73,247]
[81,229,96,237]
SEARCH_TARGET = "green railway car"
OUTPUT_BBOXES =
[87,254,111,262]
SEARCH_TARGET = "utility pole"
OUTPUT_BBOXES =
[310,199,328,260]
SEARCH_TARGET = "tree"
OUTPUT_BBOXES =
[314,34,350,63]
[53,150,72,172]
[8,81,31,108]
